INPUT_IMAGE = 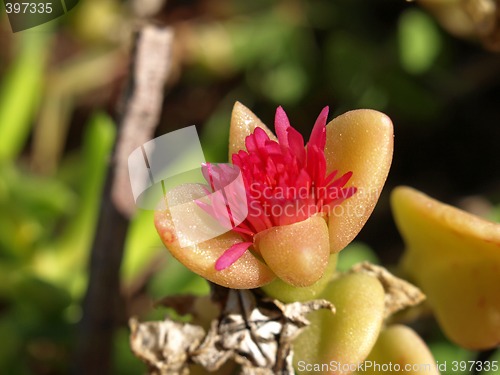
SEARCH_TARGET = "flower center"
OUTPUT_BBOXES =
[230,106,356,241]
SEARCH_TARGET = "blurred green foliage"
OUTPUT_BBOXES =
[0,33,49,160]
[1,0,499,374]
[336,242,380,272]
[398,9,442,75]
[429,340,474,375]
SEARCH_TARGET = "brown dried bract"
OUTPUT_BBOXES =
[464,0,500,51]
[130,289,334,374]
[129,317,205,375]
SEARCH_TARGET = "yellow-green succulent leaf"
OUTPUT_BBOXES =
[356,325,439,375]
[294,273,385,374]
[228,101,277,158]
[154,184,275,289]
[255,215,331,287]
[261,254,337,302]
[392,186,500,349]
[324,109,394,253]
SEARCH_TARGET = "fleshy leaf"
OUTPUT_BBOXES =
[254,216,330,287]
[261,254,338,303]
[324,109,394,253]
[356,325,439,375]
[392,186,500,349]
[228,101,277,158]
[154,184,275,289]
[294,273,385,374]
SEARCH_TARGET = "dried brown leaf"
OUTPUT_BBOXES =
[130,289,334,374]
[129,317,205,375]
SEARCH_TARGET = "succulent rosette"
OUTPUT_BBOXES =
[155,102,393,289]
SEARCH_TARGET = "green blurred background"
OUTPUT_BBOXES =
[0,0,499,374]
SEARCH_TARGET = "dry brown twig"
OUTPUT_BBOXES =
[75,24,173,375]
[112,24,174,218]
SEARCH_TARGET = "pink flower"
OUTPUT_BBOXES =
[155,102,394,289]
[202,106,356,272]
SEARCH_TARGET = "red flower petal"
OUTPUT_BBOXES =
[308,106,329,150]
[204,106,358,273]
[274,106,291,147]
[215,241,253,271]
